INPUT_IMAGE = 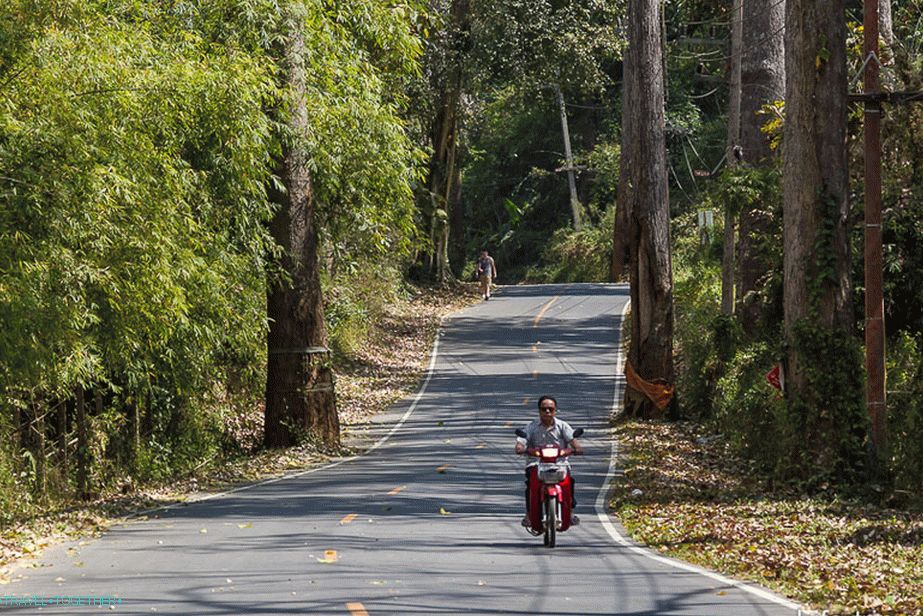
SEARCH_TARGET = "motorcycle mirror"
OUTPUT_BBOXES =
[514,428,527,439]
[572,428,585,438]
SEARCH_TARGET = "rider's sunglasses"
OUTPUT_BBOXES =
[540,407,556,414]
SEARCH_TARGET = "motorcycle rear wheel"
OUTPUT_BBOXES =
[544,498,556,548]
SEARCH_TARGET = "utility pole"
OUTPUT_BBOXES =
[556,86,583,230]
[863,0,886,467]
[849,2,923,471]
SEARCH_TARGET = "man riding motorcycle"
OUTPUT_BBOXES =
[515,395,583,527]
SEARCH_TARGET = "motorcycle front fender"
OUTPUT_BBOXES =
[545,484,562,502]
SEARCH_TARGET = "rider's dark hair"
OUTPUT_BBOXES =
[537,395,556,410]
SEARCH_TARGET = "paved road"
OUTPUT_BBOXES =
[3,284,802,615]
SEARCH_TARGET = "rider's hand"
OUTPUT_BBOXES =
[561,447,574,456]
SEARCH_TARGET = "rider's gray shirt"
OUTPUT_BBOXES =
[520,417,575,451]
[519,418,575,468]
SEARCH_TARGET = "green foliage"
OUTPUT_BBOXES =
[305,0,427,264]
[785,320,867,483]
[523,206,613,283]
[0,0,426,514]
[471,0,625,95]
[885,333,923,496]
[325,266,402,357]
[673,179,866,487]
[712,342,786,474]
[1,3,277,402]
[671,211,725,418]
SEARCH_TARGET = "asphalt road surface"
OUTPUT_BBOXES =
[3,284,803,615]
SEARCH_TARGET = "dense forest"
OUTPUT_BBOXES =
[2,0,922,526]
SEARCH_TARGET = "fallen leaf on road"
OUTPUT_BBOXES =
[199,528,208,534]
[439,507,451,516]
[237,523,252,529]
[316,550,338,564]
[436,465,450,473]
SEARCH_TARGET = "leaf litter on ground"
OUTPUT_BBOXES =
[610,420,922,616]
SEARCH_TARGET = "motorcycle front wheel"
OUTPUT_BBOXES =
[544,497,556,548]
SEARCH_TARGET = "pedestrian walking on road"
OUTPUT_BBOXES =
[476,249,497,300]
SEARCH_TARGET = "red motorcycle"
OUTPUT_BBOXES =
[515,427,584,548]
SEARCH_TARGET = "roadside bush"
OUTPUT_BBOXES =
[671,211,724,418]
[886,333,923,499]
[712,342,786,474]
[524,207,613,283]
[325,264,405,357]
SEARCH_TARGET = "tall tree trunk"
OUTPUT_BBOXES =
[737,0,785,332]
[611,65,631,282]
[723,0,743,316]
[622,0,675,419]
[448,144,465,275]
[427,0,470,281]
[879,0,894,48]
[611,156,631,281]
[783,0,856,467]
[426,77,457,284]
[265,5,339,448]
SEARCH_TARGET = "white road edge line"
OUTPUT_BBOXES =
[593,295,803,613]
[129,316,449,518]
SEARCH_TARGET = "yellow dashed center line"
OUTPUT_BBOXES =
[339,514,358,525]
[387,485,406,496]
[533,296,559,327]
[531,343,539,353]
[346,602,369,616]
